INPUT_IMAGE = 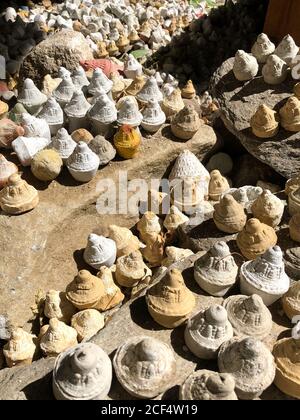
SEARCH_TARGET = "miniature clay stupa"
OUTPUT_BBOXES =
[0,155,18,189]
[0,118,24,149]
[250,104,279,138]
[224,294,273,340]
[71,309,105,342]
[108,225,143,257]
[37,97,64,136]
[66,270,105,310]
[162,247,194,267]
[89,135,116,166]
[280,96,300,132]
[44,290,76,324]
[185,305,233,360]
[0,174,39,215]
[66,142,100,183]
[83,233,117,270]
[115,251,151,288]
[239,246,290,306]
[251,33,275,64]
[282,281,300,320]
[3,328,37,368]
[52,343,112,400]
[137,211,162,243]
[146,268,195,328]
[213,194,247,234]
[181,80,196,99]
[40,318,78,357]
[251,190,284,227]
[274,34,299,65]
[233,50,258,81]
[113,336,176,399]
[208,170,230,201]
[273,323,300,399]
[163,205,189,243]
[180,370,238,400]
[218,337,276,400]
[171,105,202,140]
[161,88,185,121]
[262,54,288,85]
[51,128,77,162]
[96,266,125,311]
[141,99,166,133]
[31,149,63,182]
[114,125,141,159]
[18,78,47,114]
[194,242,238,297]
[237,218,278,260]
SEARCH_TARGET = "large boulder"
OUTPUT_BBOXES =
[20,30,93,86]
[211,57,299,179]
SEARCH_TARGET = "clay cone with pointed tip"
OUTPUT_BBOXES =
[171,105,202,140]
[0,154,18,189]
[146,268,195,328]
[161,88,185,121]
[115,251,151,288]
[71,309,105,342]
[273,327,300,399]
[108,225,143,257]
[44,290,76,324]
[282,281,300,320]
[280,97,300,132]
[181,80,196,99]
[0,174,39,215]
[40,318,78,357]
[250,105,279,138]
[251,189,284,227]
[114,125,141,159]
[66,270,105,310]
[3,328,37,368]
[96,266,124,311]
[213,194,247,234]
[237,218,278,260]
[209,170,230,201]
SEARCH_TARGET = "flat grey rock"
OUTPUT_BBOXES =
[211,57,299,179]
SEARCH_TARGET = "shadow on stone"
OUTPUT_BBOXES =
[22,371,54,401]
[129,295,164,331]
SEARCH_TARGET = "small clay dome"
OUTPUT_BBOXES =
[250,104,279,138]
[213,194,247,234]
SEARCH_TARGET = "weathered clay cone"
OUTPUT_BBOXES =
[40,318,78,357]
[66,142,100,183]
[250,104,279,139]
[209,170,230,201]
[71,310,105,342]
[146,268,195,328]
[83,233,117,270]
[223,294,273,340]
[282,281,300,320]
[275,34,299,65]
[181,80,196,99]
[185,305,233,360]
[161,88,185,121]
[115,251,152,288]
[289,214,300,242]
[262,54,288,85]
[194,242,238,297]
[273,325,300,399]
[0,119,25,149]
[96,266,125,311]
[233,50,258,81]
[110,72,126,101]
[51,128,77,162]
[0,174,39,215]
[237,218,278,260]
[239,246,290,306]
[0,154,18,189]
[180,370,238,400]
[213,194,247,234]
[126,75,146,97]
[18,78,47,114]
[289,187,300,215]
[44,290,76,324]
[142,232,165,267]
[31,149,63,182]
[218,337,276,400]
[108,225,143,257]
[171,105,202,141]
[3,328,37,368]
[114,125,141,159]
[113,336,176,399]
[89,135,116,166]
[280,96,300,132]
[251,33,275,64]
[66,270,105,310]
[52,343,112,400]
[162,247,194,267]
[163,205,189,243]
[137,211,162,243]
[251,189,284,227]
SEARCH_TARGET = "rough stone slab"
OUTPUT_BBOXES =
[0,124,218,329]
[211,57,300,179]
[20,30,94,85]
